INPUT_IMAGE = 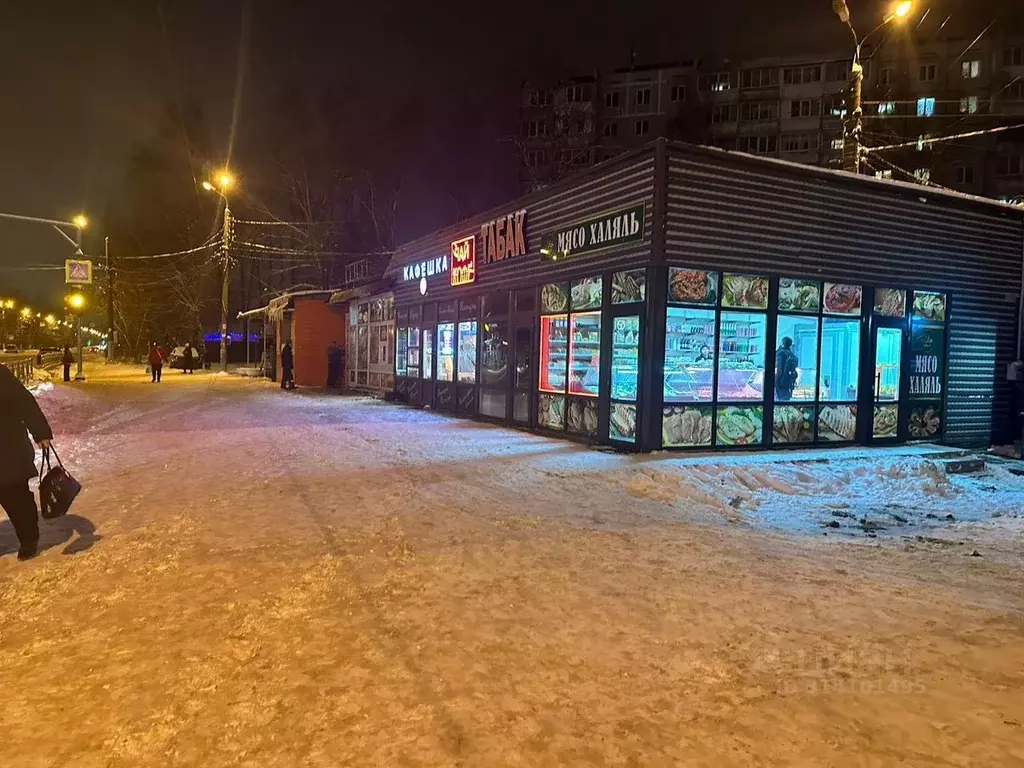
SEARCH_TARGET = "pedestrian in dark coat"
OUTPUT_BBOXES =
[148,342,165,383]
[326,342,343,388]
[281,341,295,390]
[0,364,53,559]
[182,343,195,374]
[62,345,75,383]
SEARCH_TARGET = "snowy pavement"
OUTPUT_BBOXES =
[1,364,1023,766]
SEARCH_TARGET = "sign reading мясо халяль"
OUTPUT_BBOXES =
[541,203,645,261]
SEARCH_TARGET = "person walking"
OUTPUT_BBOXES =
[326,341,342,388]
[0,363,53,560]
[775,336,799,402]
[61,345,75,383]
[182,342,196,375]
[148,342,165,383]
[280,341,295,390]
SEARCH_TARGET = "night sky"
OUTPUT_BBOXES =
[0,0,1002,306]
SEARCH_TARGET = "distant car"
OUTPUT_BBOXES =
[167,346,201,370]
[2,343,20,354]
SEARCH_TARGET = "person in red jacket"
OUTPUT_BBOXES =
[148,342,166,383]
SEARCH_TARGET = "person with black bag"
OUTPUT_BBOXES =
[0,363,53,560]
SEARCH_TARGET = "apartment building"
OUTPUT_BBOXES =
[519,29,1024,204]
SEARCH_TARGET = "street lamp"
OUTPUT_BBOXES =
[66,292,87,381]
[73,215,88,230]
[834,0,914,172]
[202,169,237,372]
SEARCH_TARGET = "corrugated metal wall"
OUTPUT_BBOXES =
[388,152,658,306]
[663,144,1024,447]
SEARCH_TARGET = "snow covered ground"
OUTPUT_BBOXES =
[2,364,1023,766]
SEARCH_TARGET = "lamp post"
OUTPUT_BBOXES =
[67,292,86,381]
[834,0,913,173]
[203,171,236,372]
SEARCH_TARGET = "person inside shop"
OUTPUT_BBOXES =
[695,345,714,364]
[61,345,75,382]
[775,336,799,401]
[281,341,296,390]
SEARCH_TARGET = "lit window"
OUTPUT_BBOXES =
[959,96,979,114]
[635,119,650,136]
[962,59,981,79]
[878,101,897,116]
[874,170,893,179]
[831,137,845,151]
[914,168,931,183]
[916,97,936,117]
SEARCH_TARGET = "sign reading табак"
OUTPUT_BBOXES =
[542,203,645,260]
[480,209,527,264]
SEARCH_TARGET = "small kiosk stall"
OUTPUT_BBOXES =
[386,140,1023,452]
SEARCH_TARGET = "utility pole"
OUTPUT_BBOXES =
[74,226,86,382]
[105,236,114,361]
[220,199,232,372]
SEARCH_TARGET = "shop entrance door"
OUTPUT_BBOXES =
[511,325,533,424]
[869,320,906,443]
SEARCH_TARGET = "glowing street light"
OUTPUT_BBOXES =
[890,1,913,21]
[67,293,86,311]
[72,214,88,229]
[20,307,31,318]
[44,314,55,325]
[202,167,239,372]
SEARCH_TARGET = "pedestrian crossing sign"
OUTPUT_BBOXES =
[65,259,93,284]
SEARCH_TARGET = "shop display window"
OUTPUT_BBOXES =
[541,283,569,314]
[874,328,901,401]
[778,278,820,313]
[571,277,603,311]
[664,307,715,402]
[818,404,858,442]
[422,328,434,380]
[610,403,638,443]
[396,326,408,377]
[775,315,818,401]
[773,405,814,444]
[567,398,599,437]
[668,268,717,305]
[823,283,863,315]
[437,323,455,382]
[912,291,946,322]
[457,321,477,383]
[716,406,764,446]
[539,315,568,392]
[717,311,767,401]
[819,318,860,401]
[481,322,509,387]
[874,288,906,318]
[611,316,640,401]
[538,393,566,430]
[568,312,601,396]
[369,326,380,365]
[663,406,713,447]
[407,327,421,378]
[612,269,646,304]
[721,274,769,309]
[358,325,369,369]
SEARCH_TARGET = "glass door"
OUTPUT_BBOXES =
[870,323,905,441]
[512,325,533,424]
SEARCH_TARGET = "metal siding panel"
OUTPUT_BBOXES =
[664,148,1023,448]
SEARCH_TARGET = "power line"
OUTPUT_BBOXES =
[865,123,1024,153]
[114,240,218,261]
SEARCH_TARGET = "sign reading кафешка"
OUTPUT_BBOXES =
[542,203,645,260]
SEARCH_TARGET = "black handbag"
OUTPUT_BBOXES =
[38,445,82,520]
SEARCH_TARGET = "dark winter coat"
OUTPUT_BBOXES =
[0,364,53,485]
[62,349,75,366]
[775,347,799,393]
[281,345,294,370]
[183,346,195,364]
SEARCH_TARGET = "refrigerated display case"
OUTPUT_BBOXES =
[611,316,640,401]
[457,321,477,382]
[422,328,434,380]
[539,314,568,392]
[664,307,715,402]
[569,311,601,396]
[437,323,455,382]
[396,326,408,377]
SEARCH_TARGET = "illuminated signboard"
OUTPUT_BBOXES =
[450,236,476,286]
[480,209,527,264]
[402,254,448,282]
